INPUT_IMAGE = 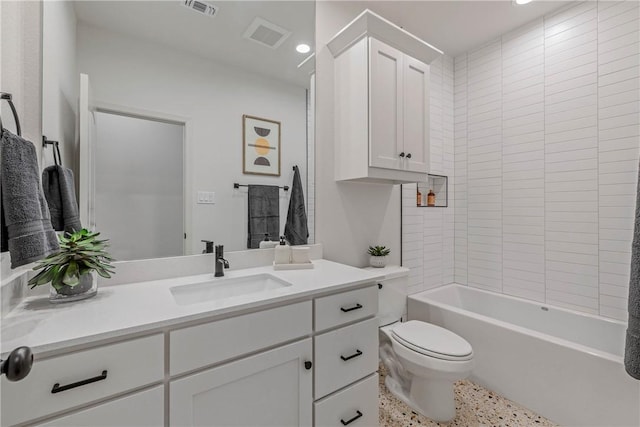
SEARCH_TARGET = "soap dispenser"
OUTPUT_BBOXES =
[274,236,291,265]
[259,233,275,249]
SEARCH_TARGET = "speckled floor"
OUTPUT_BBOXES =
[378,364,556,427]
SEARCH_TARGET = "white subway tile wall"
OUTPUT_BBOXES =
[598,0,640,319]
[402,56,456,295]
[445,1,639,320]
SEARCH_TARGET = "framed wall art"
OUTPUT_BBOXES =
[242,115,281,176]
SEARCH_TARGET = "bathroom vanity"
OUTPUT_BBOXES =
[0,260,382,427]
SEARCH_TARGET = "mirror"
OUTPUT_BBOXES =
[42,0,315,261]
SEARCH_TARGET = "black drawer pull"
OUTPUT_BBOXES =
[340,303,363,313]
[341,410,363,426]
[51,370,108,394]
[340,349,363,361]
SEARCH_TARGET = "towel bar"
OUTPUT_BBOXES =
[234,183,289,191]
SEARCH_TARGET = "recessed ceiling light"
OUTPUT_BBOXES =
[296,44,311,54]
[514,0,533,4]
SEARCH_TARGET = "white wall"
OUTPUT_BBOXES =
[77,23,308,254]
[453,1,640,320]
[401,56,456,295]
[42,0,77,172]
[315,2,401,267]
[0,0,43,305]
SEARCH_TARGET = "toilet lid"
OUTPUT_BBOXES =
[392,321,473,361]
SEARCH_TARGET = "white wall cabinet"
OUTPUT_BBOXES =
[369,38,430,175]
[170,339,313,426]
[329,10,441,184]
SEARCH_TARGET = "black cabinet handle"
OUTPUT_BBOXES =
[51,370,108,394]
[341,410,363,426]
[399,152,405,158]
[340,350,363,361]
[1,346,33,382]
[304,361,313,370]
[406,153,412,159]
[340,303,363,313]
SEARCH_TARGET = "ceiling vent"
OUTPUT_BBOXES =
[243,17,291,49]
[182,0,217,17]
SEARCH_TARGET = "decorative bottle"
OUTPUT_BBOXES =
[427,189,436,207]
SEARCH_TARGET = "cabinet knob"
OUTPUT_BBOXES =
[406,153,412,159]
[0,346,33,382]
[304,361,313,370]
[398,152,405,158]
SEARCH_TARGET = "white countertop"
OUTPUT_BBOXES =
[1,260,384,358]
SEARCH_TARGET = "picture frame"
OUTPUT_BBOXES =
[242,115,281,176]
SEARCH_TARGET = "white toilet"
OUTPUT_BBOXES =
[370,266,474,422]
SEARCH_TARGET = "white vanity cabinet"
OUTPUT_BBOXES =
[2,279,379,427]
[168,301,313,426]
[313,286,379,426]
[34,387,164,427]
[170,339,313,426]
[329,10,441,184]
[1,334,164,426]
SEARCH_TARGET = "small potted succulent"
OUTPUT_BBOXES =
[368,245,390,268]
[28,229,114,303]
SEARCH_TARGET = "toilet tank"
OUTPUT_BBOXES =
[364,266,409,326]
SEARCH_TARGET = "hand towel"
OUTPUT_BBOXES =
[247,185,279,249]
[42,165,82,233]
[284,165,308,246]
[625,163,640,380]
[1,129,59,268]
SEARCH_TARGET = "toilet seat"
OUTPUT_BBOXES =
[391,321,473,361]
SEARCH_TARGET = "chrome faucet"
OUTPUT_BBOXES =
[215,244,229,277]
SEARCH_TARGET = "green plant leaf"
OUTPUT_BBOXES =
[62,261,80,286]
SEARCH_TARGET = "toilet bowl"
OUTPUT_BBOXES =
[369,265,474,423]
[381,321,474,422]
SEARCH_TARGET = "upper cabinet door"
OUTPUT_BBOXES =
[369,38,403,170]
[403,56,430,173]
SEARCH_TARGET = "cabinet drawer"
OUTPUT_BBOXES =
[35,386,164,427]
[314,318,378,398]
[315,374,379,427]
[314,286,377,332]
[170,301,312,375]
[1,334,163,426]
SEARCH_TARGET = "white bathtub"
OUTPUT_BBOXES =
[408,284,640,427]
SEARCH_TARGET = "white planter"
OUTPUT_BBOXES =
[369,256,387,268]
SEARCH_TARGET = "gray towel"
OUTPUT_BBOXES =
[247,185,279,249]
[625,163,640,380]
[42,165,81,233]
[284,165,308,246]
[1,129,59,268]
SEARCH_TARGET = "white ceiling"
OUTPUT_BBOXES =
[74,1,571,88]
[328,1,573,57]
[74,1,315,87]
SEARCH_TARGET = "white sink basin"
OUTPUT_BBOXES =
[170,273,292,305]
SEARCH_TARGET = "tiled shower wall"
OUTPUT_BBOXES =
[453,1,640,320]
[402,56,456,295]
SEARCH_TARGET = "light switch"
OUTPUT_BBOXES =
[197,191,215,204]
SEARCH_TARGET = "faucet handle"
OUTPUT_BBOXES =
[201,240,214,254]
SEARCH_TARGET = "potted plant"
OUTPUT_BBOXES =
[28,229,114,303]
[368,245,390,268]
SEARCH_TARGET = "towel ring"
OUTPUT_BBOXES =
[0,92,22,138]
[43,136,62,166]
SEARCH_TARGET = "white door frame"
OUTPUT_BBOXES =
[91,101,192,256]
